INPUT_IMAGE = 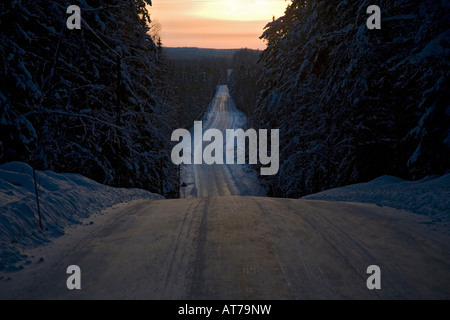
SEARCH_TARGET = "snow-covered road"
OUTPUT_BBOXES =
[1,86,449,300]
[3,197,449,299]
[181,85,266,198]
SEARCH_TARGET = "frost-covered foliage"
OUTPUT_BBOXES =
[256,0,450,198]
[166,55,228,129]
[0,0,179,196]
[229,49,262,119]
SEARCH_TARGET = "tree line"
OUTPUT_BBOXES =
[0,0,179,196]
[165,53,231,130]
[230,0,449,197]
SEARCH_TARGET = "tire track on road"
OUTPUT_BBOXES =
[162,198,204,299]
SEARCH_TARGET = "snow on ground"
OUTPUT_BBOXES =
[303,174,450,222]
[0,162,163,272]
[2,157,449,281]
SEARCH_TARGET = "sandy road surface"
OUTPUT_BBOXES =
[3,197,449,300]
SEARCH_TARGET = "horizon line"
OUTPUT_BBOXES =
[163,46,264,51]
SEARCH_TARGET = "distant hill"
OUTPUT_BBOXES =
[163,47,238,61]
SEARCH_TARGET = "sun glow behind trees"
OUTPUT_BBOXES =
[148,0,288,49]
[191,0,287,21]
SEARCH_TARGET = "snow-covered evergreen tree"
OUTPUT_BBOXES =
[256,0,449,197]
[0,0,179,196]
[229,49,262,120]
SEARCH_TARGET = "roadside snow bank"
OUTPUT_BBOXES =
[0,162,163,271]
[303,174,450,221]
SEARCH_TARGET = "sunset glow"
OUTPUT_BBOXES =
[191,0,287,21]
[148,0,289,49]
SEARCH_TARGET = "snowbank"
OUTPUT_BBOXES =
[303,174,450,221]
[0,162,163,271]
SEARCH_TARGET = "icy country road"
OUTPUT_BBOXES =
[180,85,266,198]
[2,86,449,300]
[4,197,450,299]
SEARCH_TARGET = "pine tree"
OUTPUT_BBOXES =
[0,0,179,196]
[255,0,450,197]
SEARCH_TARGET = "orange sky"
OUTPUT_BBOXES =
[148,0,288,49]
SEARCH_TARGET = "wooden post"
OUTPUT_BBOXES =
[33,168,42,231]
[116,55,121,113]
[115,55,122,188]
[160,158,164,196]
[181,182,187,199]
[178,165,181,198]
